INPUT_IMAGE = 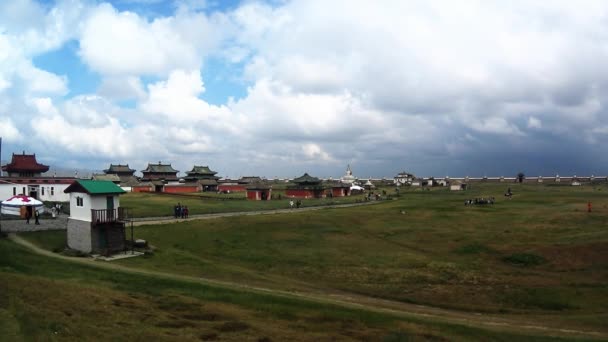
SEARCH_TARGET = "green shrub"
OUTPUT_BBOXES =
[502,253,546,266]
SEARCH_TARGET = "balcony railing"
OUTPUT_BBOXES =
[91,208,129,224]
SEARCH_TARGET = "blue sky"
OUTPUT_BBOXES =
[2,0,608,179]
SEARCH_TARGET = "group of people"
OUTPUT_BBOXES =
[289,200,302,209]
[25,209,40,225]
[464,197,495,206]
[173,203,189,219]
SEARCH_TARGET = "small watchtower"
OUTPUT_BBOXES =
[64,180,127,255]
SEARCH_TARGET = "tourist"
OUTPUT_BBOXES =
[25,210,31,224]
[296,200,301,208]
[184,206,189,218]
[289,200,294,208]
[34,210,40,225]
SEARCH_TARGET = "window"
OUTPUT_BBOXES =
[51,187,54,196]
[12,187,16,196]
[42,187,45,196]
[76,197,84,207]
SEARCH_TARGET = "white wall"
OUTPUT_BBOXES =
[69,193,121,222]
[69,192,92,222]
[0,183,70,202]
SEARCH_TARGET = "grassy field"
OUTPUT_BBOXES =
[2,238,585,341]
[12,183,608,339]
[120,190,371,218]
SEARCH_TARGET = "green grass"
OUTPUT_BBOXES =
[120,191,370,217]
[14,183,608,338]
[1,239,587,341]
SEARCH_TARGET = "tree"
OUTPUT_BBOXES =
[517,172,525,183]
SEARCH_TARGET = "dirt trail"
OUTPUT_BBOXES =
[8,234,607,339]
[130,201,382,226]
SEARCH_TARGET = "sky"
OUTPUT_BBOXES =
[1,0,608,179]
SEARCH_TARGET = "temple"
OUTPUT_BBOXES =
[185,165,220,192]
[286,173,325,198]
[340,164,357,184]
[2,152,49,177]
[141,162,179,181]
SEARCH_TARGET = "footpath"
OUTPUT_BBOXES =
[129,201,381,226]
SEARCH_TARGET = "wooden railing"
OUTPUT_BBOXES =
[91,207,128,224]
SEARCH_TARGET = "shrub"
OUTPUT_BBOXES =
[502,253,546,266]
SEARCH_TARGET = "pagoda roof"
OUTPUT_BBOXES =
[2,152,49,173]
[92,173,121,182]
[141,162,178,173]
[104,164,135,174]
[238,176,262,184]
[64,180,126,195]
[292,173,321,184]
[186,165,217,175]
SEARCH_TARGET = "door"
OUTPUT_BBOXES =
[106,196,115,220]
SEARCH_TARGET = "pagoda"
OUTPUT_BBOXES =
[1,151,49,177]
[286,173,326,198]
[104,164,136,177]
[340,164,357,184]
[185,165,220,191]
[141,161,179,181]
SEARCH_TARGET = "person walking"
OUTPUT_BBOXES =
[25,210,31,224]
[34,210,40,225]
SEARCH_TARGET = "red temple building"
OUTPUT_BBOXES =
[285,173,326,198]
[246,183,272,201]
[2,152,49,177]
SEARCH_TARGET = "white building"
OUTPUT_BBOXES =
[64,180,127,255]
[0,152,73,202]
[394,171,416,186]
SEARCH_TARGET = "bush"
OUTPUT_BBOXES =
[502,253,546,267]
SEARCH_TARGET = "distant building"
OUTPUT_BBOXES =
[141,162,179,186]
[185,165,219,192]
[218,176,263,193]
[2,151,50,177]
[394,171,415,186]
[0,151,73,202]
[103,164,136,177]
[246,182,272,201]
[64,180,127,255]
[340,165,357,184]
[325,180,351,197]
[286,173,325,198]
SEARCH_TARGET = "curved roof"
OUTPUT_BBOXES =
[2,152,49,173]
[141,162,178,173]
[292,173,321,184]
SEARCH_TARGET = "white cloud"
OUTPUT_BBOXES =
[78,3,224,76]
[302,143,332,162]
[528,117,542,129]
[0,117,21,142]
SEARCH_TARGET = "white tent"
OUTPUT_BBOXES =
[350,185,365,191]
[1,195,44,216]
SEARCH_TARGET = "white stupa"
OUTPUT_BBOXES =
[340,164,357,184]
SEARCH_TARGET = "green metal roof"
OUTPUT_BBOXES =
[64,180,126,195]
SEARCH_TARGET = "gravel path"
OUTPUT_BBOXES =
[0,214,68,233]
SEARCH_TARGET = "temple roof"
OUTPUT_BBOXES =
[292,173,321,185]
[186,165,217,175]
[104,164,135,174]
[92,173,121,182]
[2,152,49,173]
[238,176,262,184]
[141,162,178,173]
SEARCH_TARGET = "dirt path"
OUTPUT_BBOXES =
[130,201,382,226]
[8,233,607,339]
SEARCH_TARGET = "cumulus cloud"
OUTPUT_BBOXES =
[4,0,608,177]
